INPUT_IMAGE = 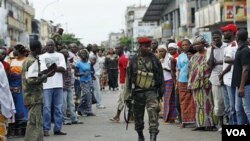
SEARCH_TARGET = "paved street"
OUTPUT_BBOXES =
[9,90,221,141]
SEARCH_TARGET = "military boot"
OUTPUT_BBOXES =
[150,133,157,141]
[137,131,145,141]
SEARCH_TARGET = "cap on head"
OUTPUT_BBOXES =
[221,24,237,33]
[168,43,178,49]
[137,37,152,44]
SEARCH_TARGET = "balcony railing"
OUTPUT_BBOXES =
[9,0,24,8]
[7,16,25,31]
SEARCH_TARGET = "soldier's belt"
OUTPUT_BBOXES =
[133,88,156,93]
[10,87,21,93]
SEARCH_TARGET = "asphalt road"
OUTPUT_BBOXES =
[9,89,221,141]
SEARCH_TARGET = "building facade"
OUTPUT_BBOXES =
[108,32,124,48]
[1,0,35,47]
[125,5,157,48]
[143,0,247,43]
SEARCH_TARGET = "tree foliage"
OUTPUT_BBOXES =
[61,33,81,45]
[119,36,132,50]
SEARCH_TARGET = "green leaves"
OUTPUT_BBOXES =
[61,33,81,45]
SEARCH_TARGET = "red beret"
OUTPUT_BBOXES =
[221,24,237,33]
[138,37,152,44]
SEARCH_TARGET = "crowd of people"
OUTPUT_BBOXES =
[0,23,250,141]
[152,24,250,134]
[0,28,131,141]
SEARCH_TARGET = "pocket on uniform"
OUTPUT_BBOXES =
[28,112,36,125]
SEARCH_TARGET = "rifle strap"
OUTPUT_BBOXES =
[139,57,151,72]
[36,56,41,74]
[124,104,129,130]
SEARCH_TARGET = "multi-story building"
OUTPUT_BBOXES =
[101,40,109,49]
[0,0,9,46]
[40,19,56,46]
[143,0,247,43]
[108,32,124,48]
[2,0,35,47]
[125,5,157,47]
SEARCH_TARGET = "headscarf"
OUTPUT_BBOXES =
[193,35,207,44]
[157,44,167,51]
[168,43,178,49]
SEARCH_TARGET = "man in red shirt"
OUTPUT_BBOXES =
[110,45,129,122]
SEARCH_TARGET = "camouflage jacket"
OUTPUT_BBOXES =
[51,33,62,46]
[124,52,165,100]
[22,54,47,107]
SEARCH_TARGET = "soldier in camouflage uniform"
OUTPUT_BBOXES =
[22,40,56,141]
[51,28,64,51]
[124,37,164,141]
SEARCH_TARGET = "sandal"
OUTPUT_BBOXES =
[110,117,119,122]
[87,113,96,116]
[72,121,84,124]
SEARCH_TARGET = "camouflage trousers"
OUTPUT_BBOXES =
[133,90,160,134]
[24,104,43,141]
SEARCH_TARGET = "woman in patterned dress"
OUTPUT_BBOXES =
[188,36,216,131]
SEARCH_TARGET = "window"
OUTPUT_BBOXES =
[191,8,195,24]
[150,22,155,26]
[25,19,28,30]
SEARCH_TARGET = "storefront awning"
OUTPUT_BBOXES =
[142,0,170,21]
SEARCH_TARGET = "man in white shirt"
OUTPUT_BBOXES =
[220,24,238,125]
[39,39,67,136]
[206,30,227,132]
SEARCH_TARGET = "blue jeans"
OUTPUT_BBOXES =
[235,85,250,125]
[63,89,77,122]
[224,85,237,125]
[43,88,64,132]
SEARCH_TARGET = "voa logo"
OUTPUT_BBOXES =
[226,129,247,136]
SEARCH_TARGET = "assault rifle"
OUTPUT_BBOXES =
[124,84,135,130]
